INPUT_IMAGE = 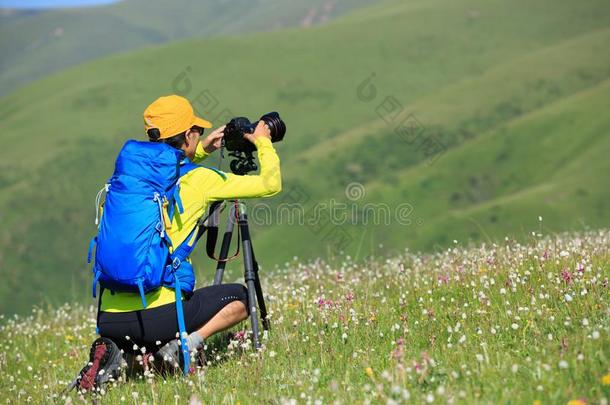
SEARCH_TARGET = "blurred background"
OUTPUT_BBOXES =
[1,0,609,314]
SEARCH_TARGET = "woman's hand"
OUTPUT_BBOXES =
[201,125,225,153]
[244,120,271,144]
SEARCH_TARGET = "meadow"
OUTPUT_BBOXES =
[1,229,608,403]
[2,0,610,314]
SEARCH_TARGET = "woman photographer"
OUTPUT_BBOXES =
[75,95,281,390]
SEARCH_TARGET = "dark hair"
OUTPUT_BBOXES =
[160,132,187,149]
[148,126,203,149]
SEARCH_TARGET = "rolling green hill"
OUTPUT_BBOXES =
[0,0,378,95]
[1,0,609,314]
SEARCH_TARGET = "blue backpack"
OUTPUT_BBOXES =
[87,139,224,375]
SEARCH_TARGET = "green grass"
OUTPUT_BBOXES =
[0,231,608,403]
[1,0,610,314]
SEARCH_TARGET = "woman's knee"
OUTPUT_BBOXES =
[226,283,248,301]
[224,284,249,311]
[225,300,247,318]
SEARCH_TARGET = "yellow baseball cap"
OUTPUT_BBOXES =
[143,95,212,140]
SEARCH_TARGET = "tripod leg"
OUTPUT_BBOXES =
[245,275,261,349]
[250,251,270,331]
[212,203,236,285]
[237,204,263,349]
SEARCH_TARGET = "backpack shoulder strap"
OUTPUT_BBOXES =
[169,160,227,223]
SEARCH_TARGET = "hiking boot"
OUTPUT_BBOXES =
[72,337,123,393]
[155,339,182,373]
[155,336,204,374]
[122,350,156,379]
[194,346,207,369]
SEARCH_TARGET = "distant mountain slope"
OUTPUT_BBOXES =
[0,0,378,95]
[1,0,609,314]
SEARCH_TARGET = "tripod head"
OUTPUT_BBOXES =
[228,150,258,175]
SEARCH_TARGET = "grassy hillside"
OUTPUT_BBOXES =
[1,0,610,314]
[0,0,378,95]
[1,231,608,403]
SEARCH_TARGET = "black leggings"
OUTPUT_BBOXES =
[97,283,248,352]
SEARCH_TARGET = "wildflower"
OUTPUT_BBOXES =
[558,360,568,369]
[567,400,586,405]
[564,294,573,302]
[592,331,600,340]
[561,269,572,284]
[365,367,373,377]
[602,373,610,385]
[189,394,203,405]
[533,400,541,405]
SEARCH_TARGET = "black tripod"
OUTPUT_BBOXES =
[204,199,270,349]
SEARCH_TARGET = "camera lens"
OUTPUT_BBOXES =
[259,112,286,143]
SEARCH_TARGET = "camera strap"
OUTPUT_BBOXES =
[204,200,241,262]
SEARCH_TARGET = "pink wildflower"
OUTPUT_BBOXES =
[561,268,572,285]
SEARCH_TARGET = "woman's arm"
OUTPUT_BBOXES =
[193,125,225,164]
[205,136,282,200]
[192,142,211,163]
[188,121,281,201]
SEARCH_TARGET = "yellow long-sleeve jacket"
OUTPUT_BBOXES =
[100,137,281,312]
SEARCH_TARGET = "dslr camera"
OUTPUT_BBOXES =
[223,112,286,153]
[223,112,286,175]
